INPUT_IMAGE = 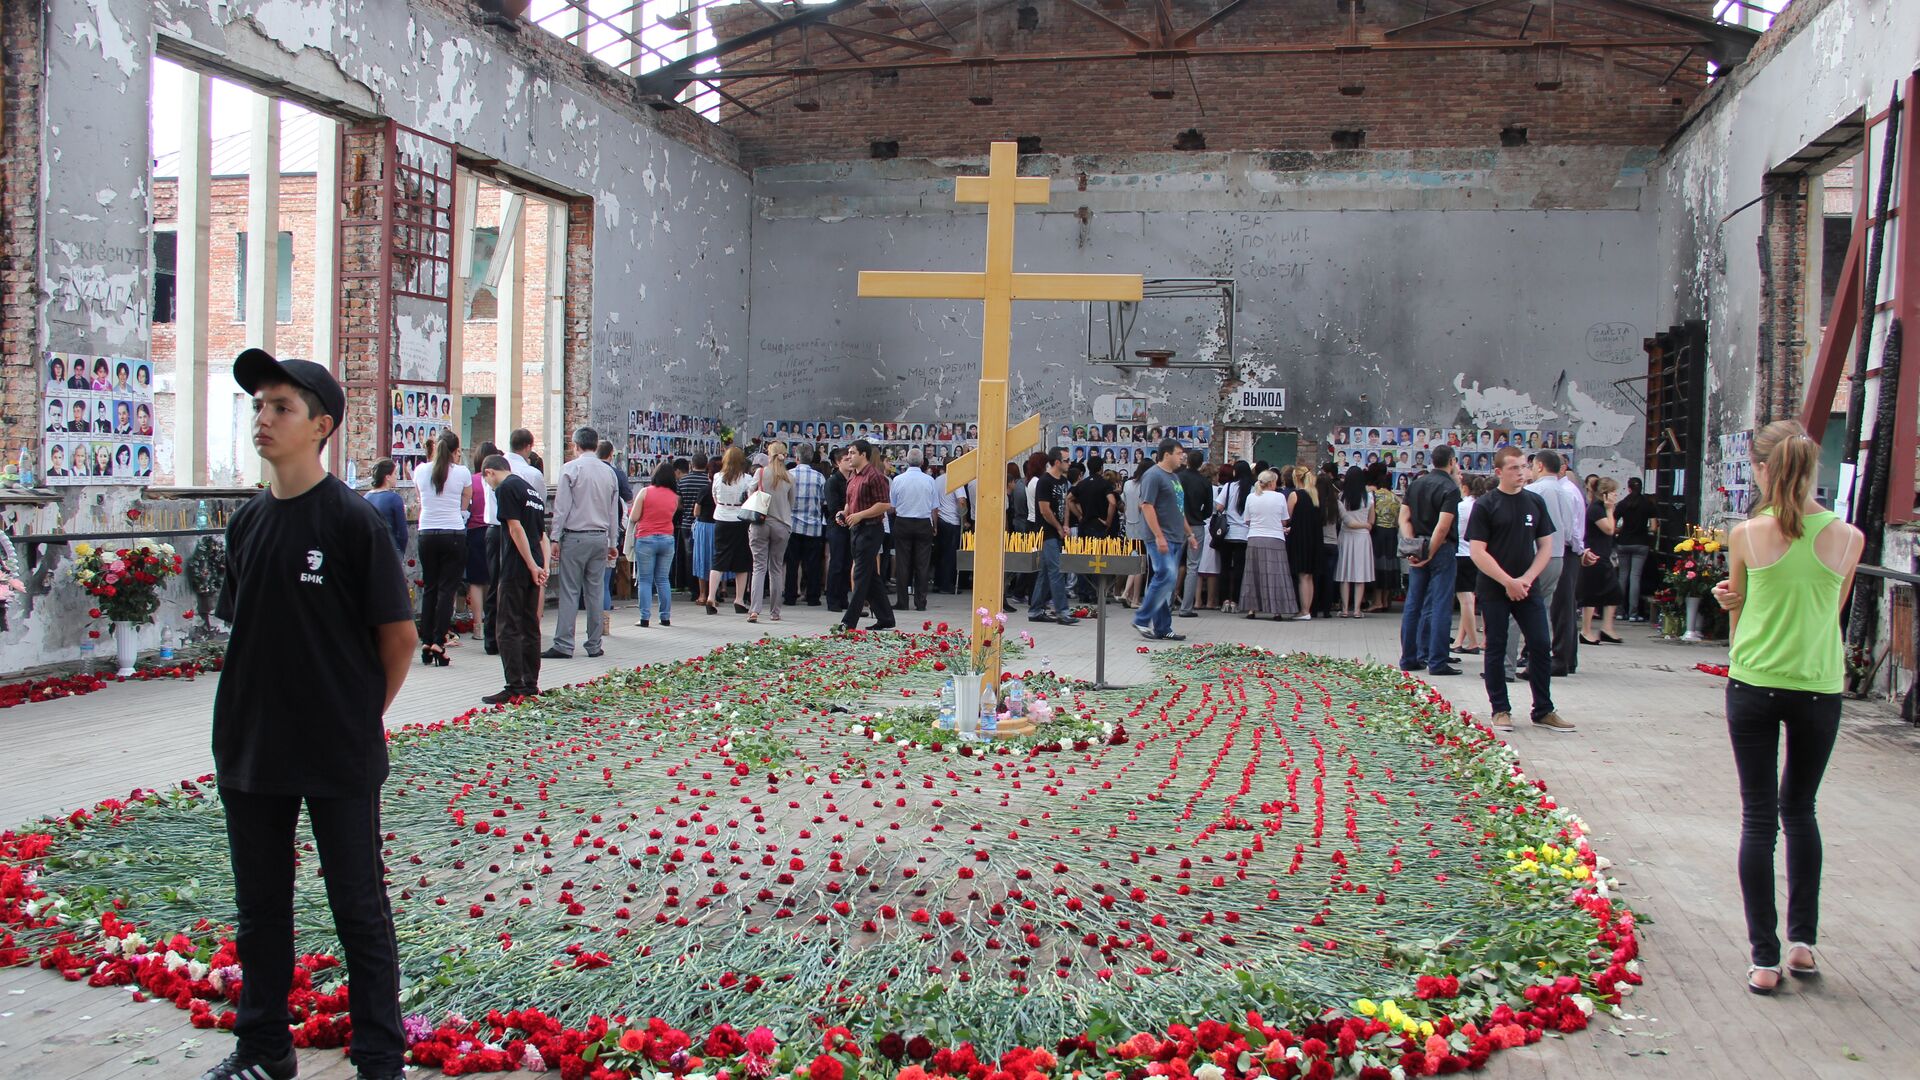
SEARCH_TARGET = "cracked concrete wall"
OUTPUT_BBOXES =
[747,148,1657,478]
[1650,0,1920,526]
[14,0,749,674]
[41,0,750,443]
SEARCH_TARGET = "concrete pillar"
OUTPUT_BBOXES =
[494,194,526,451]
[311,114,340,473]
[173,71,213,487]
[543,200,570,472]
[449,169,477,451]
[242,93,281,484]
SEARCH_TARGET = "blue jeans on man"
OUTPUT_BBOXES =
[1399,549,1458,672]
[1135,541,1181,638]
[1029,537,1069,618]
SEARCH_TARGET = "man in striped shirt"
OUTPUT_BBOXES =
[675,453,711,603]
[784,443,828,606]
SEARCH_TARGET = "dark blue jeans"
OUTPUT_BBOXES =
[1399,551,1457,671]
[1477,585,1554,720]
[1725,678,1841,966]
[1029,537,1068,617]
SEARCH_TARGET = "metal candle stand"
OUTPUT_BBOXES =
[1057,552,1148,690]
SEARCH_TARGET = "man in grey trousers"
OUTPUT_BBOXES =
[1507,449,1574,680]
[544,426,621,660]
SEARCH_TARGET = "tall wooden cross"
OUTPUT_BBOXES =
[859,142,1142,694]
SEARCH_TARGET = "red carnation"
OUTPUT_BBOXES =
[808,1056,844,1080]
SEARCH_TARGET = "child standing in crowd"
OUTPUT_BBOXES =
[1713,420,1862,995]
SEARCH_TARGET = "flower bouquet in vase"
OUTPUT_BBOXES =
[186,536,227,640]
[0,533,23,632]
[1663,527,1727,642]
[937,608,1037,740]
[69,539,184,676]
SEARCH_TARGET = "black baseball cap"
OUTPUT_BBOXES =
[234,349,345,429]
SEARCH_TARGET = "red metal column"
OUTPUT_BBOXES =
[1883,73,1919,523]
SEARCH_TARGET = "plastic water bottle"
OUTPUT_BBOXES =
[1003,680,1026,718]
[158,628,175,662]
[937,677,957,729]
[78,640,96,676]
[194,501,210,530]
[979,686,999,738]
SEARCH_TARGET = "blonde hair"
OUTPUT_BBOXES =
[720,445,747,484]
[1752,419,1820,540]
[1256,469,1279,491]
[1293,466,1320,507]
[1594,476,1619,499]
[762,440,791,490]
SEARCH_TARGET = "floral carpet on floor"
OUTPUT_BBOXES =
[0,631,1639,1078]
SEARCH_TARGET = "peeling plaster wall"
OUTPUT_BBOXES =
[15,0,751,673]
[1650,0,1920,525]
[747,149,1656,478]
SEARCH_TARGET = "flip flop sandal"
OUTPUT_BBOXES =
[1747,964,1785,995]
[1786,942,1819,977]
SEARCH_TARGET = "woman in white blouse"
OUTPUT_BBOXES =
[1237,470,1299,619]
[413,431,472,666]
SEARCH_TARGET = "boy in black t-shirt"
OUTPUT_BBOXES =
[204,350,417,1080]
[1465,445,1574,734]
[484,454,550,703]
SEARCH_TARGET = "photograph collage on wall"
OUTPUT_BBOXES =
[1328,426,1580,492]
[764,419,979,466]
[1717,430,1755,515]
[1056,422,1213,469]
[41,353,156,484]
[390,387,454,480]
[629,411,723,480]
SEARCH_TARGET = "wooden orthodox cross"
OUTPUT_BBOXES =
[859,142,1142,693]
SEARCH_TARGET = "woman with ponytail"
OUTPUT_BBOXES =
[413,428,472,666]
[1714,419,1862,995]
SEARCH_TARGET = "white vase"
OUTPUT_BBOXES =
[113,621,139,677]
[1681,596,1703,642]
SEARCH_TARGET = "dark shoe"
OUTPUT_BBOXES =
[1177,610,1199,618]
[827,604,845,613]
[734,602,750,614]
[481,690,514,705]
[808,599,822,607]
[1155,632,1187,641]
[706,604,719,615]
[659,619,670,627]
[1427,665,1463,676]
[585,649,604,658]
[1399,663,1421,673]
[1552,666,1571,677]
[1579,636,1602,647]
[1030,612,1058,623]
[421,646,436,666]
[866,621,897,631]
[915,604,928,611]
[200,1049,298,1080]
[1598,631,1623,644]
[542,648,572,659]
[1456,646,1482,655]
[638,619,650,628]
[483,646,499,655]
[357,1071,406,1080]
[1054,615,1080,626]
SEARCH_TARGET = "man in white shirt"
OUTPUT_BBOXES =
[543,427,620,660]
[1554,456,1596,674]
[888,449,939,611]
[932,463,965,594]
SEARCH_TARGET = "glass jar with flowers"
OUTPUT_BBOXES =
[68,539,185,676]
[1663,527,1727,641]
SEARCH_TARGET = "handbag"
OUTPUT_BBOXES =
[741,472,771,524]
[1397,533,1426,558]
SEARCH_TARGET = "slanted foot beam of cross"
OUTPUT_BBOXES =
[858,141,1142,697]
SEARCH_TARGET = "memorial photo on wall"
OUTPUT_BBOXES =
[391,387,453,481]
[42,353,153,486]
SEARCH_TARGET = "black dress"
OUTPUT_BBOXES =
[1284,487,1323,576]
[1579,499,1622,606]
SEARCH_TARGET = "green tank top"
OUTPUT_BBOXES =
[1727,509,1845,693]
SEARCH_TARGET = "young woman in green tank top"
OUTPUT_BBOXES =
[1713,420,1863,995]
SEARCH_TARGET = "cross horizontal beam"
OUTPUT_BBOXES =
[859,270,1144,303]
[945,414,1042,492]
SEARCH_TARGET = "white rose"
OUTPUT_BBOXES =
[1197,1065,1226,1080]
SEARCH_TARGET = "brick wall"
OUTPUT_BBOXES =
[1757,172,1809,425]
[1,0,42,474]
[710,0,1716,166]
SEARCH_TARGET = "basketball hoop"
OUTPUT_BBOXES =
[1135,349,1175,369]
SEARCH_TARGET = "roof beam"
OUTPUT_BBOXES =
[1386,0,1535,38]
[636,0,867,97]
[817,22,952,55]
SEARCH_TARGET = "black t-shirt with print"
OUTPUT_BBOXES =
[1466,486,1555,584]
[1034,473,1071,541]
[494,473,548,578]
[212,475,414,796]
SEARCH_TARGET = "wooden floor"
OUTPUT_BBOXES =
[3,594,1916,1079]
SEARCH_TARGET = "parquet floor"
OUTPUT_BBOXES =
[2,594,1914,1079]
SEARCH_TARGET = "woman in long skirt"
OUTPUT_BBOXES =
[1334,466,1376,617]
[1238,470,1298,618]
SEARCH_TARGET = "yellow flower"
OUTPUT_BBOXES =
[1703,541,1722,553]
[1572,865,1591,880]
[1673,539,1695,553]
[1354,999,1379,1017]
[74,542,93,557]
[1419,1022,1435,1039]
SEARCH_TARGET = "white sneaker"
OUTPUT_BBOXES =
[1291,613,1311,621]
